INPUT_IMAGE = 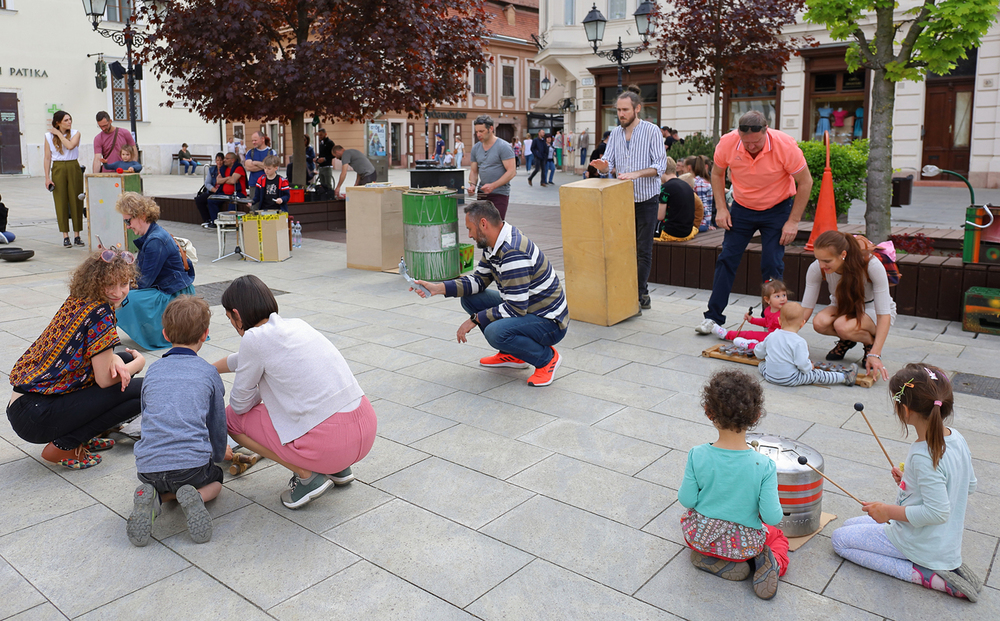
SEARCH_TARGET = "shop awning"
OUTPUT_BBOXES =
[532,83,566,113]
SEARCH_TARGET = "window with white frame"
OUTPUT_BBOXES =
[529,69,540,99]
[609,0,627,20]
[112,74,142,122]
[564,0,575,25]
[473,67,487,95]
[106,0,133,23]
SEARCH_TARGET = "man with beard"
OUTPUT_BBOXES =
[412,200,568,387]
[590,84,667,311]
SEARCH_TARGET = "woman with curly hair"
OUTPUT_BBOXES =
[801,230,896,381]
[678,369,789,600]
[114,192,196,350]
[7,250,146,469]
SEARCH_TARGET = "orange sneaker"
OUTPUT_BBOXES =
[527,348,561,387]
[480,352,530,368]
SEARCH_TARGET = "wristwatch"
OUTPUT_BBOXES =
[470,314,479,326]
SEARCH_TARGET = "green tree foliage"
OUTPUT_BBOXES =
[804,0,998,240]
[798,139,869,218]
[667,132,716,160]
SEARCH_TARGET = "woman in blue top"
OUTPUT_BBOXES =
[679,369,788,600]
[114,192,195,349]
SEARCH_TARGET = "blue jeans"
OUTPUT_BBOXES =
[545,160,555,184]
[181,159,198,174]
[460,290,566,368]
[581,150,588,166]
[705,198,793,324]
[635,197,659,299]
[526,154,533,170]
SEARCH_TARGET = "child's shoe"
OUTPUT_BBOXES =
[912,563,976,601]
[126,484,160,547]
[955,563,984,593]
[733,337,758,350]
[689,550,750,581]
[843,363,859,386]
[712,323,728,340]
[177,485,213,544]
[751,545,779,599]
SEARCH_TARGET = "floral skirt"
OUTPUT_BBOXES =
[681,508,767,560]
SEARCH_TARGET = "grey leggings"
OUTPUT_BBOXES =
[831,515,913,581]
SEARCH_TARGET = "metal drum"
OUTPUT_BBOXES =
[746,433,825,537]
[402,189,459,281]
[318,166,336,190]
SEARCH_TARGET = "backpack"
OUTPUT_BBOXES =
[854,235,900,286]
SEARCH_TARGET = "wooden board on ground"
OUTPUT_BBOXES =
[701,344,877,387]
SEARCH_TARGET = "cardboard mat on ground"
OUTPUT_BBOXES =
[242,211,290,262]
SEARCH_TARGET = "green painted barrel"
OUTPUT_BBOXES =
[403,190,459,281]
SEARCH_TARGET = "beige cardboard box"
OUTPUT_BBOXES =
[559,179,639,326]
[345,184,408,272]
[242,212,290,262]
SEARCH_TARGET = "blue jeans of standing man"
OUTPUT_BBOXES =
[460,290,566,368]
[635,197,659,301]
[546,159,555,184]
[705,198,793,324]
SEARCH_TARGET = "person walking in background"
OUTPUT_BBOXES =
[454,138,465,168]
[563,130,574,172]
[545,136,556,185]
[553,130,563,168]
[578,129,590,167]
[523,134,534,170]
[434,133,445,165]
[43,111,85,248]
[527,130,547,187]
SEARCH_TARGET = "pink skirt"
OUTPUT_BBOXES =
[226,397,377,475]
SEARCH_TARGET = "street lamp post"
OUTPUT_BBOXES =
[922,165,976,205]
[582,1,654,94]
[81,0,145,146]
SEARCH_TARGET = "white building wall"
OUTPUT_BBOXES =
[0,1,222,177]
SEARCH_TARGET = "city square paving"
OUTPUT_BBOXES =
[0,170,997,619]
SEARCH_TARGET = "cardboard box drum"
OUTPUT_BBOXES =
[345,184,406,272]
[242,212,290,262]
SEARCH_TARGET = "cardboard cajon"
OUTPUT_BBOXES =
[559,179,639,326]
[242,211,290,262]
[345,184,407,272]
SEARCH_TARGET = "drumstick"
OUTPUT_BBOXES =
[797,456,863,505]
[734,306,753,335]
[854,402,894,468]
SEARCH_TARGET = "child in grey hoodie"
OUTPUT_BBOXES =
[754,302,857,388]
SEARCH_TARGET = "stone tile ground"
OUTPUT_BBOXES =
[0,171,997,619]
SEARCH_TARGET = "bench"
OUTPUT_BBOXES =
[170,154,213,175]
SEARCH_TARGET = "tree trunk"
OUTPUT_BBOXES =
[712,70,722,146]
[289,113,307,187]
[865,67,894,242]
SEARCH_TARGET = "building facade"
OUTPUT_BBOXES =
[534,1,1000,188]
[0,1,222,177]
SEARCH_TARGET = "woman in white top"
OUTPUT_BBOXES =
[43,111,85,248]
[801,230,895,381]
[214,275,377,509]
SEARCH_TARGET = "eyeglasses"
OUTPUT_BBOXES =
[122,217,132,225]
[100,247,136,264]
[738,125,764,133]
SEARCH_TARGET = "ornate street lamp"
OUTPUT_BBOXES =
[583,2,654,94]
[82,0,145,147]
[541,77,551,93]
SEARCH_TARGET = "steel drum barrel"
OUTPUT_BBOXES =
[746,433,825,537]
[402,189,459,281]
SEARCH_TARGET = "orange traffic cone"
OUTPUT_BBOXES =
[805,131,838,251]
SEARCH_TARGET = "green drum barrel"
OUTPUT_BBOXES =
[403,190,459,281]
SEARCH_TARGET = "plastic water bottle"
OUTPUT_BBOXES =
[292,221,302,248]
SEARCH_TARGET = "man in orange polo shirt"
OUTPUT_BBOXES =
[695,111,813,334]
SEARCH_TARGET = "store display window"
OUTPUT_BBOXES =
[808,69,866,144]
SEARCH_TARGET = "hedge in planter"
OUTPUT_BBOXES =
[798,139,868,220]
[668,132,715,160]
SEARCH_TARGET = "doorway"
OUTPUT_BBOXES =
[390,122,402,166]
[0,93,23,174]
[921,80,974,178]
[496,124,515,143]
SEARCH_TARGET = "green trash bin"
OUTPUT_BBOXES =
[403,189,459,281]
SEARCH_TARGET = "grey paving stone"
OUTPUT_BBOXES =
[16,435,140,487]
[397,358,520,394]
[0,458,95,537]
[596,406,718,454]
[0,436,26,466]
[374,457,534,529]
[75,567,273,621]
[971,458,1000,497]
[417,392,555,438]
[481,495,680,594]
[634,449,687,490]
[353,437,430,483]
[4,603,68,621]
[0,557,46,619]
[368,398,458,445]
[797,424,913,471]
[641,500,688,546]
[519,418,668,475]
[398,336,493,365]
[337,324,427,347]
[340,342,432,371]
[966,488,1000,538]
[326,499,532,608]
[466,559,681,621]
[412,424,551,480]
[551,369,675,409]
[355,367,456,407]
[557,348,632,375]
[781,534,845,594]
[0,504,190,618]
[269,560,476,620]
[575,338,678,365]
[635,553,881,620]
[162,504,356,609]
[480,382,625,425]
[508,453,675,528]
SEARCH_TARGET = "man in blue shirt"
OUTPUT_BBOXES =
[434,134,445,165]
[243,131,271,203]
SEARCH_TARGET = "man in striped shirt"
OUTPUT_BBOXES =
[414,200,569,387]
[590,86,668,311]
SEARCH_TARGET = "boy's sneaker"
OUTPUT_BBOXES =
[843,363,859,386]
[527,348,561,387]
[689,550,750,581]
[479,352,529,369]
[327,467,355,486]
[751,545,779,600]
[639,294,651,310]
[281,473,334,509]
[176,485,213,544]
[695,318,717,335]
[126,484,160,547]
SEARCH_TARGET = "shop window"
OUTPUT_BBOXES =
[808,70,866,144]
[564,0,575,25]
[530,69,540,99]
[724,80,779,132]
[106,0,133,23]
[502,65,515,98]
[600,84,658,135]
[813,73,837,92]
[112,74,142,122]
[473,67,487,95]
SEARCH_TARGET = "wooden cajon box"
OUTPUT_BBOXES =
[559,179,638,326]
[242,212,290,262]
[345,185,407,272]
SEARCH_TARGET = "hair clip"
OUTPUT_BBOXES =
[892,379,915,403]
[924,368,938,381]
[933,400,943,407]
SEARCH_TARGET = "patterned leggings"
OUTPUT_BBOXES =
[831,515,913,581]
[758,361,845,387]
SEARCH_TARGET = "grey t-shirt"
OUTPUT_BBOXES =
[471,138,516,196]
[340,149,375,176]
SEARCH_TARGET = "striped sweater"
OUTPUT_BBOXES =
[444,223,569,330]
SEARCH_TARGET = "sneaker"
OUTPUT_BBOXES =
[327,467,355,486]
[126,484,160,547]
[639,294,651,310]
[733,337,758,350]
[63,238,72,248]
[527,347,561,387]
[955,563,984,594]
[176,485,213,544]
[712,323,728,339]
[936,568,979,602]
[280,473,334,509]
[826,339,856,361]
[689,550,750,581]
[751,545,779,600]
[695,318,717,335]
[843,363,859,386]
[480,352,530,369]
[201,222,211,229]
[73,237,85,247]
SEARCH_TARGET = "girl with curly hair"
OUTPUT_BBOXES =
[678,369,789,600]
[7,250,146,469]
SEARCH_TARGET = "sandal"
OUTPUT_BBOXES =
[41,442,102,470]
[826,339,856,361]
[862,341,873,362]
[86,437,115,452]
